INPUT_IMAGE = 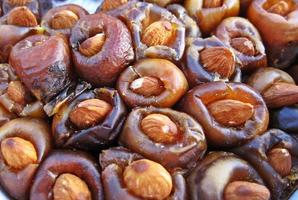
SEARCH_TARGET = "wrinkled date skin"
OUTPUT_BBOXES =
[0,64,46,118]
[166,4,201,41]
[41,4,89,37]
[248,0,298,68]
[182,36,241,87]
[187,152,266,200]
[214,17,267,71]
[0,25,42,63]
[270,106,298,135]
[0,118,52,200]
[117,58,188,108]
[232,129,298,200]
[107,2,186,61]
[100,147,188,200]
[9,34,73,103]
[179,81,269,147]
[119,107,207,172]
[2,0,40,19]
[30,150,104,200]
[70,12,134,87]
[43,81,91,117]
[184,0,240,36]
[52,88,127,151]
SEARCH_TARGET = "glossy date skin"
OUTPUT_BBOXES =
[214,17,267,71]
[232,129,298,200]
[184,0,240,36]
[70,12,134,87]
[182,36,241,87]
[187,151,266,200]
[52,88,127,151]
[179,81,269,147]
[30,150,104,200]
[119,107,207,172]
[248,0,298,68]
[100,147,188,200]
[0,118,52,200]
[9,34,73,103]
[117,58,188,108]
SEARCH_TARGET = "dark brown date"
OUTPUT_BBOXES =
[52,88,127,151]
[9,34,73,103]
[30,150,103,200]
[232,129,298,200]
[119,107,207,172]
[179,81,269,147]
[0,118,52,200]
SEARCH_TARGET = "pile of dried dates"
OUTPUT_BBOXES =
[0,0,297,199]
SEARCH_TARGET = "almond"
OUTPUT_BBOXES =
[268,148,292,177]
[130,76,164,97]
[1,137,37,169]
[8,0,31,6]
[123,159,172,200]
[231,37,255,56]
[69,99,112,129]
[7,80,26,105]
[7,6,38,27]
[262,82,298,108]
[79,33,106,57]
[267,1,291,16]
[101,0,128,11]
[142,21,173,47]
[50,10,79,29]
[224,181,271,200]
[141,113,179,144]
[203,0,223,8]
[207,99,254,127]
[53,173,91,200]
[200,46,235,78]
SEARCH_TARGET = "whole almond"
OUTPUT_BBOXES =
[142,21,173,46]
[69,99,112,129]
[224,181,270,200]
[141,113,179,144]
[51,10,79,29]
[79,33,106,57]
[130,76,164,97]
[200,46,235,78]
[101,0,128,11]
[262,82,298,108]
[231,37,255,56]
[203,0,223,8]
[207,99,254,127]
[7,81,26,105]
[268,148,292,177]
[1,137,38,169]
[7,6,38,27]
[267,1,291,16]
[123,159,172,200]
[53,173,91,200]
[8,0,31,6]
